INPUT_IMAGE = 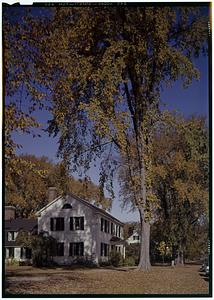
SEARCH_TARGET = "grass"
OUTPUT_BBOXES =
[5,264,210,295]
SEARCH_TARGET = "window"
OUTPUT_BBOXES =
[25,248,32,259]
[115,246,121,252]
[101,243,109,257]
[8,247,14,258]
[62,203,72,209]
[101,218,109,233]
[69,242,84,256]
[20,248,32,259]
[7,231,15,241]
[50,218,64,231]
[133,235,140,240]
[115,225,121,237]
[105,219,109,233]
[56,243,64,256]
[70,217,84,230]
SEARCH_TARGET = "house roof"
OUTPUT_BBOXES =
[5,218,38,247]
[127,230,140,239]
[36,192,124,225]
[5,218,38,232]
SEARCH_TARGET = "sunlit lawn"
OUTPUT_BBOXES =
[5,264,209,295]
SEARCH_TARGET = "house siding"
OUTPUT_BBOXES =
[38,194,125,265]
[38,195,99,264]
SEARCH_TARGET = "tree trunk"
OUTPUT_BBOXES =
[137,206,151,271]
[176,243,184,266]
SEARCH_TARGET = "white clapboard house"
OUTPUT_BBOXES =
[127,231,140,245]
[35,188,125,265]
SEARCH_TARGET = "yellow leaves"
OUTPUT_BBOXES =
[153,165,167,179]
[157,241,167,256]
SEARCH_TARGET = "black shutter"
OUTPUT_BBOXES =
[81,217,84,230]
[80,242,84,256]
[74,243,77,255]
[101,218,103,231]
[69,243,73,256]
[104,244,107,256]
[101,243,103,256]
[70,217,74,230]
[50,218,53,231]
[61,218,64,230]
[57,243,64,256]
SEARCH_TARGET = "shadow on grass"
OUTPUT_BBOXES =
[199,272,209,282]
[151,263,171,267]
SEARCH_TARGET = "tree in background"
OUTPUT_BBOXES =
[120,112,208,265]
[3,6,208,270]
[6,154,111,218]
[151,113,208,264]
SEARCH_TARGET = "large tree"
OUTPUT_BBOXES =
[151,113,209,264]
[3,6,208,270]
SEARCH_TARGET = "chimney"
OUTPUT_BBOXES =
[5,206,16,221]
[48,187,57,203]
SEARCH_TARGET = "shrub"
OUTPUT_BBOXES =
[124,256,136,266]
[6,258,19,266]
[125,244,140,265]
[73,257,97,267]
[109,251,123,267]
[99,260,111,267]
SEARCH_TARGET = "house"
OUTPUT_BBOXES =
[36,188,126,265]
[127,231,140,245]
[5,206,37,262]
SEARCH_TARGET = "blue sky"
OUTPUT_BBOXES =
[9,6,209,223]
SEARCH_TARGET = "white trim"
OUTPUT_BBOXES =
[36,192,124,225]
[35,195,63,215]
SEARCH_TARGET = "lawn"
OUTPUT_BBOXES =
[5,264,209,295]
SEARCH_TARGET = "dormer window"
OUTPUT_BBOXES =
[62,203,72,209]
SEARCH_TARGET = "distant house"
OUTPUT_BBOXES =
[5,206,37,262]
[36,188,126,265]
[127,231,140,245]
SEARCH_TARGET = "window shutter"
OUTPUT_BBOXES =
[80,242,84,256]
[69,243,73,256]
[81,217,84,230]
[50,218,53,231]
[101,243,103,256]
[107,221,109,233]
[61,218,64,230]
[70,217,74,230]
[61,243,64,256]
